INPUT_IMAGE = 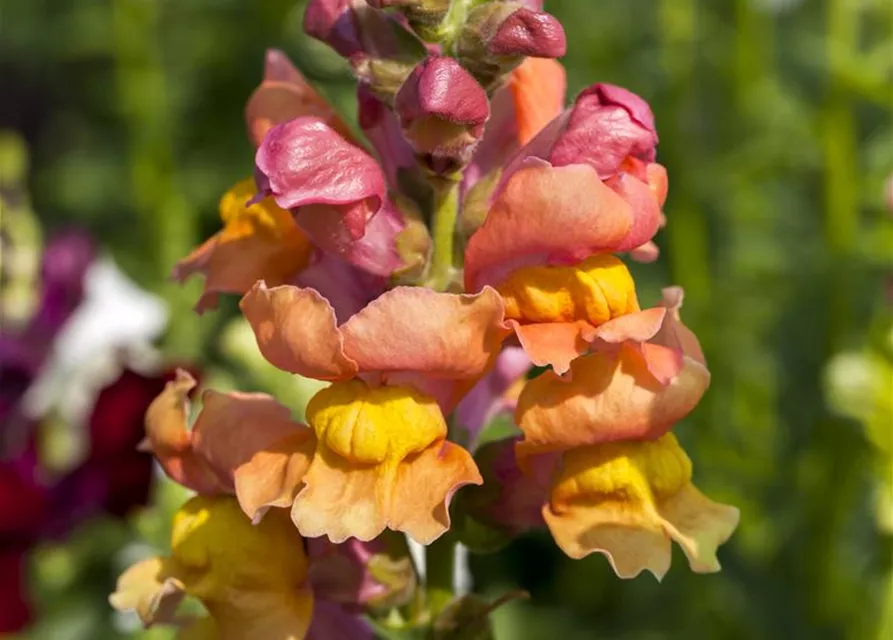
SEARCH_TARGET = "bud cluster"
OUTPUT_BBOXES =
[306,0,566,173]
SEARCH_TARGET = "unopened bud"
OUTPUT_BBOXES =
[457,2,566,89]
[394,55,490,174]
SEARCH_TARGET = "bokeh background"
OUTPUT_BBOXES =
[1,0,892,638]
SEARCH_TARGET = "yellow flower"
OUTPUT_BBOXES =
[110,495,313,640]
[542,433,739,580]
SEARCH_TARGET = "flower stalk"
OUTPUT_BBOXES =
[426,175,461,291]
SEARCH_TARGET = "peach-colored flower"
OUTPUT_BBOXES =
[514,288,710,459]
[140,369,315,522]
[542,433,739,579]
[173,179,314,314]
[236,282,509,543]
[464,162,645,372]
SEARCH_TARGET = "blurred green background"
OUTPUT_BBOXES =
[2,0,892,638]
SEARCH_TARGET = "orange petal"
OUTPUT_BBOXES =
[142,370,229,494]
[109,556,186,627]
[340,286,508,380]
[543,508,672,579]
[173,180,313,314]
[516,345,710,456]
[464,163,633,292]
[510,57,567,146]
[190,389,315,522]
[389,441,483,544]
[240,282,358,380]
[291,445,390,543]
[245,48,353,147]
[511,320,594,375]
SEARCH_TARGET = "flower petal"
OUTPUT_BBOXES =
[389,441,483,544]
[340,286,508,380]
[109,556,186,627]
[291,444,389,543]
[245,49,353,147]
[141,371,229,495]
[510,320,594,375]
[658,483,740,574]
[240,282,358,380]
[510,57,566,147]
[190,389,315,522]
[307,600,374,640]
[464,162,633,292]
[543,508,672,579]
[516,345,710,455]
[255,117,386,241]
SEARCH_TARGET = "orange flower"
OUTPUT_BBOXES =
[233,282,509,543]
[141,369,315,522]
[173,179,313,313]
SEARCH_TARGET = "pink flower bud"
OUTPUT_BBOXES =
[487,8,566,59]
[394,55,490,173]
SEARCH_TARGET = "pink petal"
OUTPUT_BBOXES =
[255,117,386,240]
[488,8,567,58]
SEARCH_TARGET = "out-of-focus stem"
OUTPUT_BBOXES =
[823,0,859,348]
[426,176,460,291]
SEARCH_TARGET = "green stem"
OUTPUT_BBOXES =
[425,535,455,616]
[426,177,460,291]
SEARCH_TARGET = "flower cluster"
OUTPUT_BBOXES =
[114,0,739,635]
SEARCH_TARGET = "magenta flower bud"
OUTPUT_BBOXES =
[457,2,566,89]
[487,8,566,59]
[394,55,490,173]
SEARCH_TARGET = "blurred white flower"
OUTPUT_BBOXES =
[24,256,168,425]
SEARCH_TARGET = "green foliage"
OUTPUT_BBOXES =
[2,0,891,638]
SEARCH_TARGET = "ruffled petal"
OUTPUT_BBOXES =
[516,345,710,456]
[543,508,671,579]
[510,320,594,375]
[173,181,313,314]
[109,556,186,627]
[657,483,740,574]
[141,371,229,495]
[190,389,315,522]
[291,445,390,543]
[240,282,358,380]
[464,162,633,292]
[389,441,482,544]
[255,117,385,241]
[340,286,508,380]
